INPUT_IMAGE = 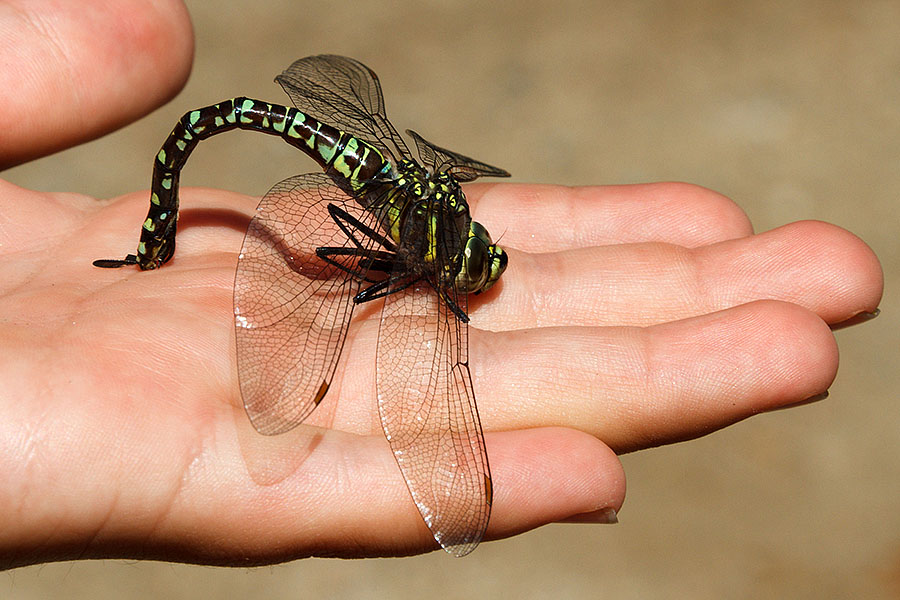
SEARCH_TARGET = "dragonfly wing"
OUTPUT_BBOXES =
[406,129,510,182]
[376,279,492,556]
[234,172,381,435]
[276,55,410,162]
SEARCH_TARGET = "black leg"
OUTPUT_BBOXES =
[424,278,470,323]
[326,203,396,251]
[316,246,397,283]
[354,271,421,304]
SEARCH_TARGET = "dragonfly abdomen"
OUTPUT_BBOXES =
[132,98,390,269]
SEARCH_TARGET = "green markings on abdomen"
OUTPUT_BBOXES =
[135,97,392,269]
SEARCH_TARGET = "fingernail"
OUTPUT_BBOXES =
[804,391,830,403]
[773,390,829,411]
[831,308,880,330]
[558,507,619,524]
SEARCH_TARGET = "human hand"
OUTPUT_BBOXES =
[0,0,882,569]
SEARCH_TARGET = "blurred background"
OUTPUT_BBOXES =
[4,0,897,598]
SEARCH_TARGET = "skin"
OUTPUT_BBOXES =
[0,0,883,569]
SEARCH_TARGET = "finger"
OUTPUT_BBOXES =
[213,427,622,560]
[0,423,623,566]
[472,299,839,453]
[473,220,883,329]
[0,0,194,167]
[94,182,751,262]
[466,182,754,251]
[216,427,624,560]
[305,298,837,453]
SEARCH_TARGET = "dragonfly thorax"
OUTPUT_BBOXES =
[388,159,506,295]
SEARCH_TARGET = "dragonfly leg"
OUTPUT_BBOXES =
[316,246,397,283]
[440,291,470,323]
[424,278,470,323]
[354,272,421,304]
[326,203,396,251]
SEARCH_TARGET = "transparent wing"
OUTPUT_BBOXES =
[406,129,510,182]
[375,262,492,556]
[276,55,410,161]
[234,173,383,435]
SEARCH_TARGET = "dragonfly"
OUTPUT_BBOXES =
[94,55,510,556]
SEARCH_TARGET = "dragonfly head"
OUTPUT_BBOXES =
[454,220,507,294]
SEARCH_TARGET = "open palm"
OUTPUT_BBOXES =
[0,0,882,568]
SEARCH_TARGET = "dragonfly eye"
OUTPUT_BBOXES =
[455,221,507,293]
[482,243,507,291]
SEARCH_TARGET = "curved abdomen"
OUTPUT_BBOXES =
[136,97,391,269]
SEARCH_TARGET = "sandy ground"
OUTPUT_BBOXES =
[3,1,898,598]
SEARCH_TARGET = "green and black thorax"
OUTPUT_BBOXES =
[366,158,507,298]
